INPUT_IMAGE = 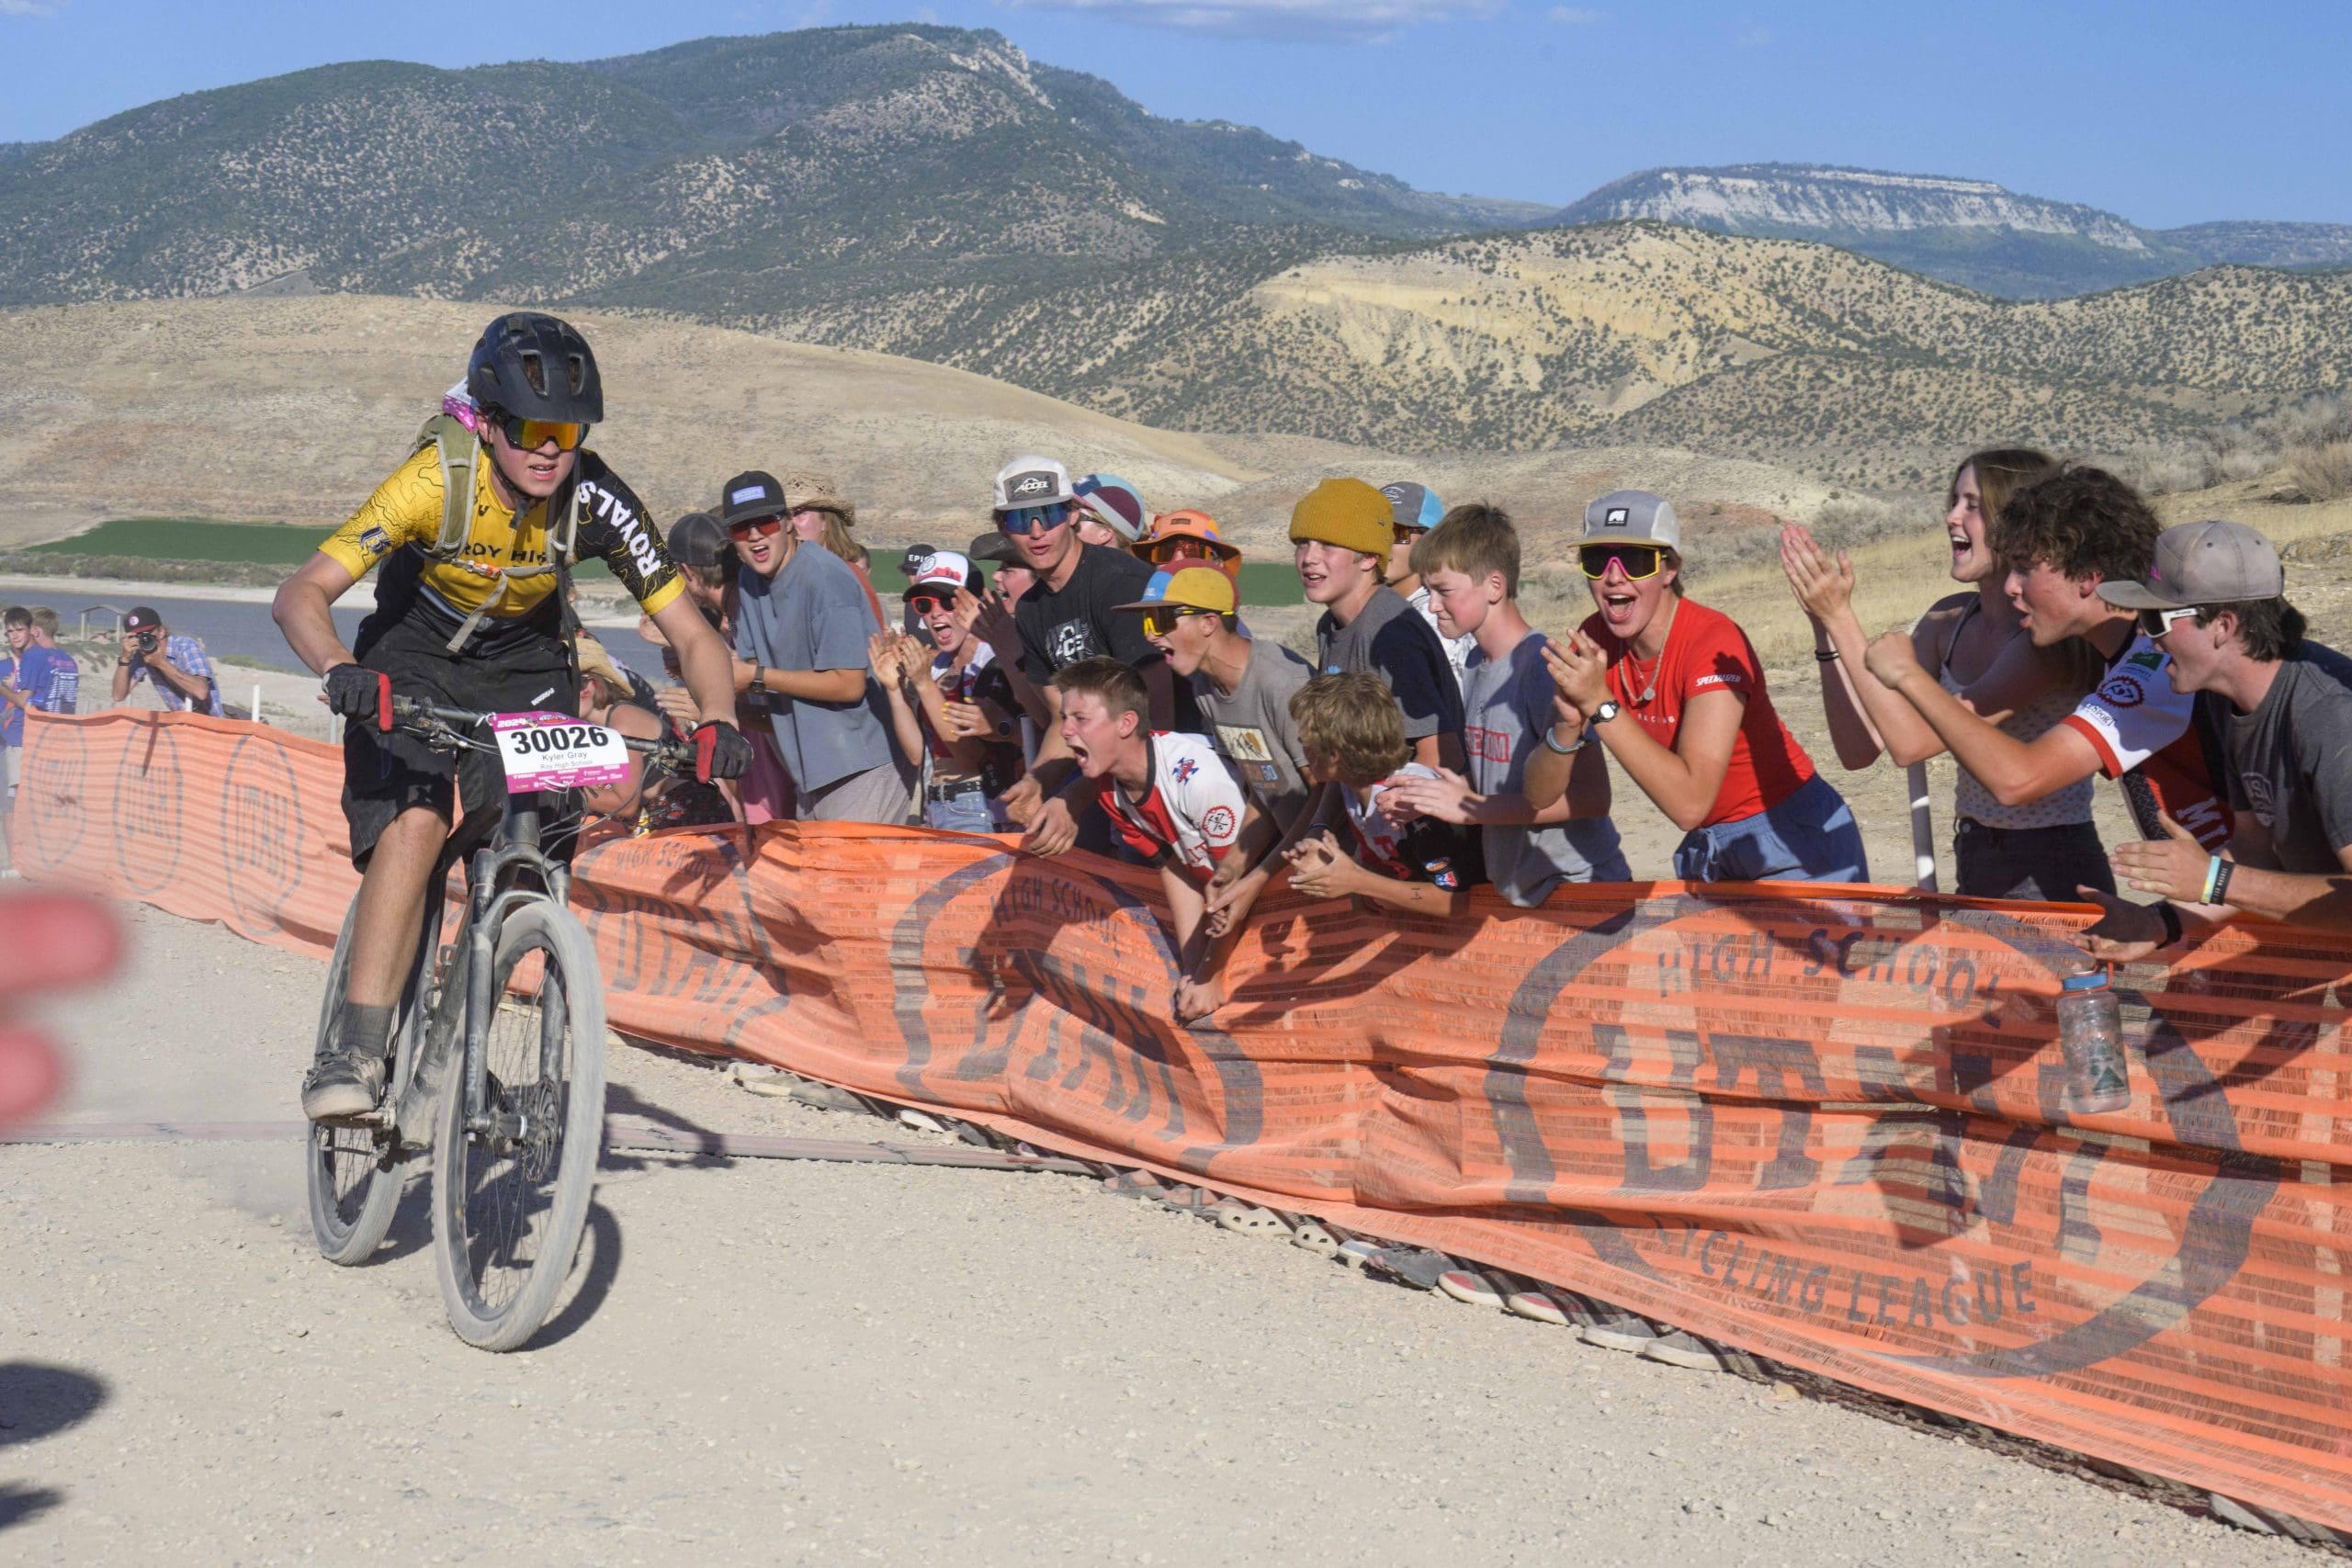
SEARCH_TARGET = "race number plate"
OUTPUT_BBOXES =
[490,710,629,793]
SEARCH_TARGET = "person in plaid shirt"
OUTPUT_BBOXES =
[109,605,222,716]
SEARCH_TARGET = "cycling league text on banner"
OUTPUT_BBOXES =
[17,709,2352,1529]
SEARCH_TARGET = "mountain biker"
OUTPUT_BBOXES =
[273,312,750,1122]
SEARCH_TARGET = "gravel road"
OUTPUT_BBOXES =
[0,902,2326,1565]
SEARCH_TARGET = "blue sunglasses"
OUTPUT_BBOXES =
[999,503,1070,536]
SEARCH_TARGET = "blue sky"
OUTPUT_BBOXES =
[6,1,2347,228]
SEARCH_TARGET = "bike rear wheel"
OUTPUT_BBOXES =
[304,905,419,1264]
[431,898,607,1351]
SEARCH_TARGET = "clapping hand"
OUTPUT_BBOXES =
[1380,766,1475,826]
[1543,633,1611,715]
[1779,524,1857,621]
[1283,833,1356,900]
[954,588,1023,662]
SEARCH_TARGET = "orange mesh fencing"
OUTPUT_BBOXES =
[18,710,2352,1527]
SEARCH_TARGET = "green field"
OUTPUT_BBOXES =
[27,516,317,564]
[28,517,1312,607]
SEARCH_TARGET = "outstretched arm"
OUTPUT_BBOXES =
[1864,629,2100,807]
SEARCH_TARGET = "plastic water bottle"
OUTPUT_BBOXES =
[2056,968,2131,1113]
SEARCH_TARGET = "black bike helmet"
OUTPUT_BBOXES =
[466,311,604,423]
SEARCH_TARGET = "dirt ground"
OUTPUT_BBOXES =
[0,901,2327,1565]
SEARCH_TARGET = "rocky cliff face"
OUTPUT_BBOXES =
[1547,164,2352,298]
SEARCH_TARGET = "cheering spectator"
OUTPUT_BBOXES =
[1072,474,1148,550]
[1121,566,1312,830]
[1118,565,1314,917]
[1290,478,1464,772]
[1859,465,2233,854]
[875,550,1025,833]
[28,609,79,714]
[725,469,913,824]
[2070,521,2352,956]
[785,494,887,632]
[1053,658,1249,1022]
[1284,672,1484,918]
[1538,491,1868,883]
[1379,480,1475,691]
[988,455,1189,854]
[1783,449,2109,900]
[1385,504,1629,900]
[108,605,222,716]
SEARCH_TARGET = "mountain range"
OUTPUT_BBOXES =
[1,25,2347,486]
[1551,164,2352,298]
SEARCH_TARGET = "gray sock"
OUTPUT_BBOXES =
[334,1001,395,1062]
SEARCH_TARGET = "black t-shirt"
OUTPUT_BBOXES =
[1314,586,1464,743]
[1013,543,1198,729]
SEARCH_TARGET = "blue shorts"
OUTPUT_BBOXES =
[922,784,1003,836]
[1673,773,1870,885]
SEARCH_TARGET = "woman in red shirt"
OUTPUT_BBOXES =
[1527,490,1870,884]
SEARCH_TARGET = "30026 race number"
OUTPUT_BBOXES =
[489,710,630,793]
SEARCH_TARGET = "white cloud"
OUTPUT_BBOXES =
[1546,6,1603,23]
[0,0,62,15]
[997,0,1498,42]
[1736,25,1772,48]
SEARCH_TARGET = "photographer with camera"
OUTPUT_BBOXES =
[109,605,223,716]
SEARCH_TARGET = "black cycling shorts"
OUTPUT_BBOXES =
[340,605,578,871]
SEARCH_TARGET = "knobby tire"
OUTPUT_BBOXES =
[430,898,606,1351]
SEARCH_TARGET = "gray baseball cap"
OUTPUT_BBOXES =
[1583,490,1680,551]
[991,454,1075,512]
[2098,518,2282,611]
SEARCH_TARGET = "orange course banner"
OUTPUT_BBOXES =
[19,710,2352,1529]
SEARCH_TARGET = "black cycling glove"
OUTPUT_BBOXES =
[323,664,393,732]
[691,721,752,784]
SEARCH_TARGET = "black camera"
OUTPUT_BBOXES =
[132,628,160,655]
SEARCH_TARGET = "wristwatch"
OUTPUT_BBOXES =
[1592,699,1623,725]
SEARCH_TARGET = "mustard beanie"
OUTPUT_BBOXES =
[1287,478,1395,558]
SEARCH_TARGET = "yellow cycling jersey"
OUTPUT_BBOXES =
[320,444,684,622]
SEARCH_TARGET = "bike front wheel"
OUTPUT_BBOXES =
[305,906,408,1264]
[430,898,607,1351]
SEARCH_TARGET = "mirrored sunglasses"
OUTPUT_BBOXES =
[999,504,1069,536]
[2138,605,2199,638]
[727,515,785,541]
[490,409,589,452]
[1579,544,1665,581]
[1139,605,1217,638]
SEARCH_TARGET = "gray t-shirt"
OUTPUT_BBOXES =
[1463,631,1629,905]
[1315,585,1464,744]
[1194,638,1315,833]
[2223,640,2352,875]
[734,541,897,794]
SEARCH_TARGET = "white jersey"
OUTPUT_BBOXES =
[1102,732,1246,880]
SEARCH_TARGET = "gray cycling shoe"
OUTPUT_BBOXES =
[301,1050,388,1122]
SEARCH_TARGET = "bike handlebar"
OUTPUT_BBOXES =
[389,697,692,766]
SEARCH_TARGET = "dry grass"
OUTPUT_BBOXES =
[2116,390,2352,497]
[2283,441,2352,504]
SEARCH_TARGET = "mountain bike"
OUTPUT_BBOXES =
[304,697,689,1350]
